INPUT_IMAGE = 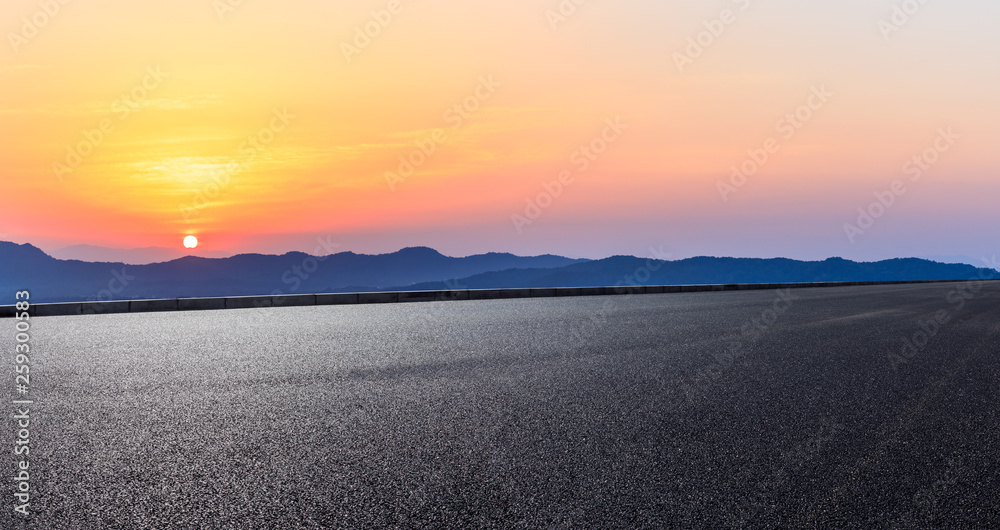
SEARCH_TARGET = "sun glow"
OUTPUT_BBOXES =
[183,235,198,249]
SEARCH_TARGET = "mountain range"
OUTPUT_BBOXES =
[1,241,996,303]
[406,255,999,290]
[0,242,585,303]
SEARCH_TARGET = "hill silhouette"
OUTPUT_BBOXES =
[0,242,585,303]
[402,255,999,289]
[1,241,996,303]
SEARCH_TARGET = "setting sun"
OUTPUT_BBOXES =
[183,235,198,249]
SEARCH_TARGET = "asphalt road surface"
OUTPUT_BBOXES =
[3,281,999,529]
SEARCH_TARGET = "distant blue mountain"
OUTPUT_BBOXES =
[1,241,996,303]
[401,255,1000,290]
[0,242,587,303]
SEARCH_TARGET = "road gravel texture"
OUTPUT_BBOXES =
[2,282,999,528]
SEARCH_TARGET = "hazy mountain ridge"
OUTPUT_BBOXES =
[0,242,587,303]
[401,255,1000,290]
[2,241,997,303]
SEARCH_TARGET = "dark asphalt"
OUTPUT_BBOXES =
[3,281,999,529]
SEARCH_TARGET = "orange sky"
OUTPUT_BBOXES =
[2,0,999,260]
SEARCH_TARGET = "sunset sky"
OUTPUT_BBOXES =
[2,0,998,261]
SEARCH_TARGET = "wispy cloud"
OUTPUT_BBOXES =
[0,94,222,116]
[0,64,50,74]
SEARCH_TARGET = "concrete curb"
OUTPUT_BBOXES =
[1,279,995,318]
[178,298,226,311]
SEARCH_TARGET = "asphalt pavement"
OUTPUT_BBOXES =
[2,281,999,528]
